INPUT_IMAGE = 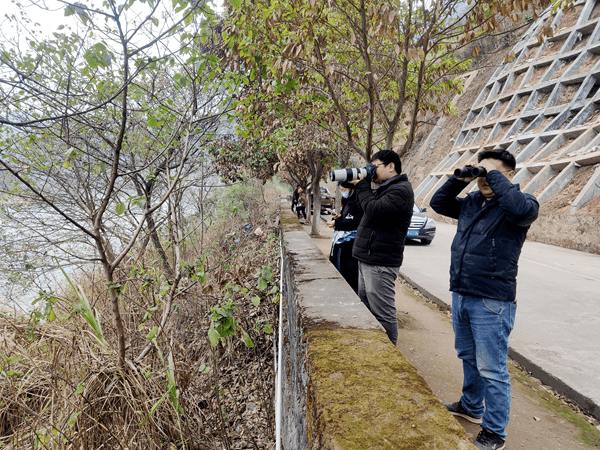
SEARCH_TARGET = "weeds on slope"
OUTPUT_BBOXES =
[0,180,282,449]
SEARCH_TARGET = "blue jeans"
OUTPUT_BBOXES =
[452,292,516,439]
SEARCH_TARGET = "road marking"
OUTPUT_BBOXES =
[520,257,600,283]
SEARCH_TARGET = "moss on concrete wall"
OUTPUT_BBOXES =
[281,208,304,232]
[305,328,475,450]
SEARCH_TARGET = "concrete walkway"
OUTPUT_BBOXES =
[400,222,600,420]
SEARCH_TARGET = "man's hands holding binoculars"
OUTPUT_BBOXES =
[454,160,499,182]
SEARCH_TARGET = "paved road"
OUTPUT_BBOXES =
[401,222,600,419]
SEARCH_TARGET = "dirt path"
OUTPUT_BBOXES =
[305,223,597,449]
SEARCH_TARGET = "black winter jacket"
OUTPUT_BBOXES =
[352,174,414,267]
[334,192,363,232]
[430,170,539,302]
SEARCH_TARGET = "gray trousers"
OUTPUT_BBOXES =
[357,261,400,345]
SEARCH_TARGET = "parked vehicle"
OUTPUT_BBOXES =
[309,186,335,214]
[407,203,436,245]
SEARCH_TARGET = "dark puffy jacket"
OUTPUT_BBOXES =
[430,170,539,301]
[352,174,414,267]
[334,192,363,232]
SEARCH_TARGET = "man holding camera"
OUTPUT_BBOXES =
[349,150,414,346]
[430,149,539,450]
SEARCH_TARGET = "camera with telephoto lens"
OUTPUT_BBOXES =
[329,163,377,182]
[454,166,487,178]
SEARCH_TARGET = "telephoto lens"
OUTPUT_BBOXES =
[329,167,368,182]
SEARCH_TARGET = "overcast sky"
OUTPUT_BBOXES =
[3,1,72,41]
[2,0,224,45]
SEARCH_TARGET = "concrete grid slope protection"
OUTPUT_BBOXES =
[415,0,600,211]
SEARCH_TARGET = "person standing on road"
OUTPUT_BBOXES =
[349,150,414,345]
[430,149,539,450]
[326,181,363,293]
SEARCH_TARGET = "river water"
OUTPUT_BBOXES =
[0,206,101,312]
[0,173,221,312]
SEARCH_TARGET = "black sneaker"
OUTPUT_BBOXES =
[443,401,483,424]
[474,428,506,450]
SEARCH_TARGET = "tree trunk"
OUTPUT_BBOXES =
[135,183,175,279]
[310,161,324,237]
[402,23,431,156]
[306,188,313,224]
[146,212,175,279]
[106,267,126,367]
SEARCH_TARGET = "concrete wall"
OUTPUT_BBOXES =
[279,205,475,449]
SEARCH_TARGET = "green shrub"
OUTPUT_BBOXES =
[212,180,264,225]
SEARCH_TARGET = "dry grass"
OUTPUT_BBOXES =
[0,180,282,449]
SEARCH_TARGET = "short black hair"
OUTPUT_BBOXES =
[338,180,354,189]
[371,149,402,174]
[477,149,516,171]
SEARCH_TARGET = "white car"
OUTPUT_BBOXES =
[407,203,436,245]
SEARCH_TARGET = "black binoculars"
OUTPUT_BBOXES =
[453,166,487,178]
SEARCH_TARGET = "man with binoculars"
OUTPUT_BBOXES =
[430,149,539,450]
[347,150,414,346]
